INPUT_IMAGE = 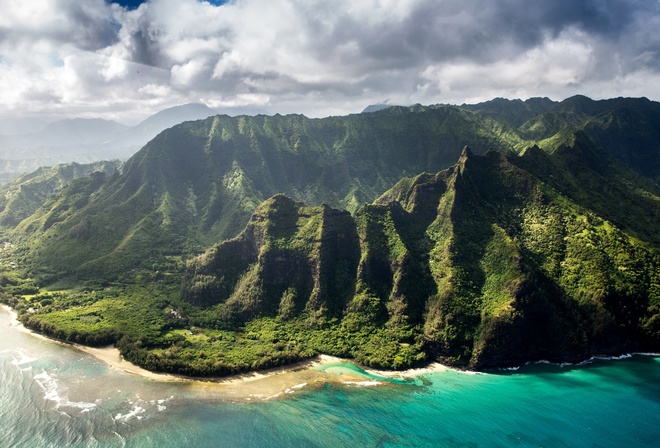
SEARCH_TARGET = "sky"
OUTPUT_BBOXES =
[1,0,659,125]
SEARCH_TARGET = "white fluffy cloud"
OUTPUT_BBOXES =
[416,28,597,103]
[0,0,659,123]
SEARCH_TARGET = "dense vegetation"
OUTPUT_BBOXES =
[0,160,122,227]
[1,95,659,375]
[9,96,659,283]
[182,146,659,369]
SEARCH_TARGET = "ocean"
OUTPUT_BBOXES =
[2,307,659,447]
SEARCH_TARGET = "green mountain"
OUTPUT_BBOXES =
[180,145,659,369]
[0,160,122,227]
[11,96,660,283]
[14,107,530,281]
[1,95,659,374]
[10,142,658,374]
[182,195,360,319]
[462,95,660,183]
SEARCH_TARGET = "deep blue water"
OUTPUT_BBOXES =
[2,308,659,447]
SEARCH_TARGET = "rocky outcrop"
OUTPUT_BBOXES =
[183,147,660,368]
[183,195,360,322]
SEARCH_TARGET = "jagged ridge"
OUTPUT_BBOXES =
[14,96,660,282]
[183,147,660,369]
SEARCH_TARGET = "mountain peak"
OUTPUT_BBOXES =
[458,146,473,167]
[361,102,394,113]
[519,144,545,158]
[138,103,216,125]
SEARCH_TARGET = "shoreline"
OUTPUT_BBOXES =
[0,304,331,382]
[0,304,447,400]
[1,305,178,380]
[6,305,653,399]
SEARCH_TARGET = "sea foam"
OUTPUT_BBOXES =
[149,395,174,412]
[501,353,645,371]
[342,380,383,387]
[11,348,38,367]
[33,370,97,413]
[114,404,146,422]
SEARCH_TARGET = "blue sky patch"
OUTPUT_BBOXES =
[113,0,227,9]
[113,0,144,9]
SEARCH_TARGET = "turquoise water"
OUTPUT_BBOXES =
[2,308,659,447]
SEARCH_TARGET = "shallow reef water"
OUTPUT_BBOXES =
[2,308,659,447]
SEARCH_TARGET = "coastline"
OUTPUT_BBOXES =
[0,304,448,400]
[1,305,177,379]
[4,305,657,394]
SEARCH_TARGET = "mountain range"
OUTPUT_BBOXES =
[1,95,658,374]
[0,160,122,228]
[180,144,658,369]
[0,103,268,184]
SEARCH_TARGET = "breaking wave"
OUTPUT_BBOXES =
[33,370,97,414]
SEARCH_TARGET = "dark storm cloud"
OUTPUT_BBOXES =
[101,0,660,79]
[126,27,168,68]
[64,1,121,51]
[0,0,120,52]
[99,0,660,114]
[305,0,656,70]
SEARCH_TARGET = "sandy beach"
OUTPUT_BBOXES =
[1,304,449,401]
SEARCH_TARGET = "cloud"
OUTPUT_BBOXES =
[0,0,119,51]
[0,0,659,122]
[417,28,597,102]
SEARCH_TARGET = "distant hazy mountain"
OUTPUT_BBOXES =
[0,103,218,183]
[361,103,395,113]
[109,103,218,147]
[0,118,128,149]
[39,118,129,146]
[0,117,50,135]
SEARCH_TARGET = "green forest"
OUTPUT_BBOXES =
[1,95,659,375]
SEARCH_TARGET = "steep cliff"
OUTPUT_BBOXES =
[183,195,360,322]
[12,96,660,283]
[182,146,660,369]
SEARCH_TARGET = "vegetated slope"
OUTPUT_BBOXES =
[12,96,660,283]
[15,107,529,281]
[0,160,122,227]
[183,146,660,369]
[183,195,360,320]
[463,95,660,183]
[459,96,557,127]
[513,133,660,246]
